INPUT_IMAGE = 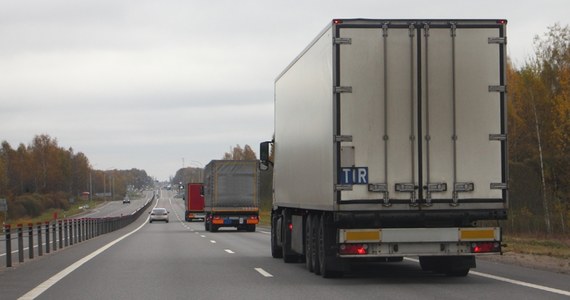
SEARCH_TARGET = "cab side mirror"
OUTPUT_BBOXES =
[259,141,273,167]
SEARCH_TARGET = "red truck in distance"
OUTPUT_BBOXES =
[184,183,205,222]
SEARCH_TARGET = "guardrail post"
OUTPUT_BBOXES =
[4,225,12,267]
[28,223,34,259]
[88,219,92,240]
[64,220,68,247]
[37,223,43,257]
[17,224,24,263]
[78,219,82,243]
[58,220,63,249]
[45,222,50,254]
[70,219,74,245]
[52,221,57,251]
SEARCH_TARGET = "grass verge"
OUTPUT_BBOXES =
[503,235,570,259]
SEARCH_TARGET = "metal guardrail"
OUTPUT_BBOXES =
[1,196,154,268]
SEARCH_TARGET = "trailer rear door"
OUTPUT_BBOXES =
[335,20,507,211]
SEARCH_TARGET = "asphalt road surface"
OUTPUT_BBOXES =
[0,192,153,266]
[1,190,569,299]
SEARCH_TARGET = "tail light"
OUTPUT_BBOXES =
[471,242,501,253]
[212,215,224,224]
[339,244,368,255]
[247,215,259,224]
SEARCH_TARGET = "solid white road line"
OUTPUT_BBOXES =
[254,268,273,278]
[470,270,570,296]
[225,249,234,254]
[18,215,152,300]
[404,257,570,297]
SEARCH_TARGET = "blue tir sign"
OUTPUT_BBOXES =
[339,167,369,185]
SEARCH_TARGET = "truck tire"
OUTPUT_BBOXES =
[311,214,321,275]
[305,214,314,272]
[210,225,219,232]
[271,212,283,258]
[204,214,210,231]
[247,225,256,232]
[317,214,343,278]
[282,209,298,263]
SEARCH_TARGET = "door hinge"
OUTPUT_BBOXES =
[334,86,353,93]
[490,183,508,190]
[489,134,507,141]
[489,85,506,93]
[335,184,353,191]
[334,37,352,45]
[334,135,353,143]
[488,37,507,44]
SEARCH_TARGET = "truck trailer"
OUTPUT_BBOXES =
[184,183,205,222]
[260,19,508,277]
[203,160,260,232]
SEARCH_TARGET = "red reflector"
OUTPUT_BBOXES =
[471,242,500,253]
[339,244,368,255]
[333,19,343,25]
[288,223,293,231]
[497,20,507,24]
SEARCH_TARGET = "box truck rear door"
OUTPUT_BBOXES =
[336,21,507,210]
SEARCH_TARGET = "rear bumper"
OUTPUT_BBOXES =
[210,214,259,227]
[337,227,501,257]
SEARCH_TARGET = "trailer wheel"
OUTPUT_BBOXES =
[317,214,343,278]
[271,212,283,258]
[282,209,299,263]
[204,214,210,231]
[210,225,218,232]
[311,214,321,275]
[305,214,314,272]
[247,225,256,232]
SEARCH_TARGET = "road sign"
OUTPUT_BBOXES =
[338,167,369,185]
[0,198,7,212]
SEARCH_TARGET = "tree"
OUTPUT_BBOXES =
[222,144,257,160]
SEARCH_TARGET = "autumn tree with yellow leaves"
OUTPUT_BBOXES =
[507,23,570,235]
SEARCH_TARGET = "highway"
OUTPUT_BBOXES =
[1,190,569,299]
[0,193,153,263]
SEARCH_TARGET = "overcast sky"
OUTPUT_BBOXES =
[1,0,568,181]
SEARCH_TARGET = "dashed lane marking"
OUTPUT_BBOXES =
[254,268,273,278]
[225,249,234,254]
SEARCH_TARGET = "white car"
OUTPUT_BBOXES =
[149,208,169,223]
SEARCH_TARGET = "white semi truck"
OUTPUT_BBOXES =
[260,19,508,277]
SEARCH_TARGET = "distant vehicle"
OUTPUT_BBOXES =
[203,160,259,232]
[122,196,130,204]
[260,19,508,277]
[149,207,169,223]
[184,183,205,221]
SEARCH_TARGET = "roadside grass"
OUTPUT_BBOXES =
[6,199,105,225]
[259,209,270,227]
[503,235,570,259]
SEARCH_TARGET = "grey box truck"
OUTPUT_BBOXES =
[260,19,508,277]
